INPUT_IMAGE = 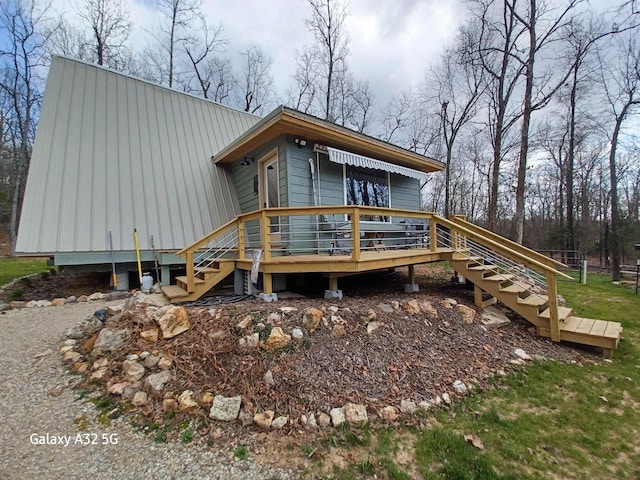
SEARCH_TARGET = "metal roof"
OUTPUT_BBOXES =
[16,56,260,254]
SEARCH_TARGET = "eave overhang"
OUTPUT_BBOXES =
[213,106,444,174]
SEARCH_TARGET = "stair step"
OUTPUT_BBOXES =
[539,306,573,321]
[196,267,220,275]
[464,256,484,264]
[518,294,548,307]
[175,275,205,286]
[161,285,189,299]
[484,273,515,282]
[500,283,529,295]
[468,265,498,272]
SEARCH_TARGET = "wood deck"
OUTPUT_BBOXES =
[235,247,453,274]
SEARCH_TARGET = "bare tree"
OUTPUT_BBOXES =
[510,0,585,243]
[156,0,202,88]
[0,0,55,254]
[596,30,640,280]
[305,0,349,121]
[470,0,528,231]
[287,46,318,114]
[76,0,131,67]
[425,24,485,217]
[237,45,276,114]
[183,20,227,98]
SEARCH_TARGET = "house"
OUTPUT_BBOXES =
[16,56,622,355]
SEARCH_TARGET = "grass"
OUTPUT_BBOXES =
[412,272,639,479]
[0,257,50,286]
[301,273,639,479]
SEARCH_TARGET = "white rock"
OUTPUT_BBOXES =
[291,327,304,340]
[327,306,340,314]
[266,312,281,324]
[400,399,417,413]
[63,351,81,363]
[514,348,532,361]
[107,382,131,395]
[418,400,434,411]
[132,391,149,406]
[126,354,139,361]
[279,307,297,314]
[481,306,511,327]
[330,407,346,427]
[366,321,385,334]
[90,367,108,380]
[239,333,260,349]
[94,328,127,352]
[453,380,468,395]
[157,356,173,370]
[264,370,275,386]
[271,416,289,429]
[209,395,242,421]
[379,406,399,422]
[155,306,190,339]
[122,360,145,382]
[344,403,368,426]
[145,370,172,395]
[305,412,317,430]
[92,357,109,370]
[442,393,451,405]
[87,292,107,301]
[317,412,331,428]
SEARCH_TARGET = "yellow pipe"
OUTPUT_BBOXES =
[134,228,142,284]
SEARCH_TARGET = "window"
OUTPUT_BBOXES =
[345,165,390,221]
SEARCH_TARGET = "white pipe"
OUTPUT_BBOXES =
[582,260,588,285]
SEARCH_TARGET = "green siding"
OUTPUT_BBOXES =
[230,141,424,254]
[390,174,421,211]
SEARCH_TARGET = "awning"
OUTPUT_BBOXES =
[326,147,430,182]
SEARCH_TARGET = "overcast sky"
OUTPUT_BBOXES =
[49,0,467,107]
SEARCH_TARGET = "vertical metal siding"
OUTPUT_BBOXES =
[16,56,261,254]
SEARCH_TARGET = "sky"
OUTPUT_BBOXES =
[50,0,467,108]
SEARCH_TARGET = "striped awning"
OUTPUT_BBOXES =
[326,147,429,182]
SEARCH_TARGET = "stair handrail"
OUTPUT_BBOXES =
[437,215,568,342]
[434,216,572,279]
[449,215,569,270]
[176,217,239,258]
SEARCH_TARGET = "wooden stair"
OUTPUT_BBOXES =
[450,255,622,356]
[161,261,236,302]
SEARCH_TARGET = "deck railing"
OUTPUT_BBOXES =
[176,207,568,338]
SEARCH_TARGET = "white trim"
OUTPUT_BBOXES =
[327,146,430,182]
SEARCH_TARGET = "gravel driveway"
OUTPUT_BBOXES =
[0,301,294,480]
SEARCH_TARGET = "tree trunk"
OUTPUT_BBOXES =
[608,110,626,281]
[514,0,536,244]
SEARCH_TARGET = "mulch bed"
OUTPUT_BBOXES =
[78,266,591,431]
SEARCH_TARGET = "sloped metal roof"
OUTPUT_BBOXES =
[16,56,260,254]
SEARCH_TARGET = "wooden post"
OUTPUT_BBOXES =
[408,264,415,284]
[547,271,560,342]
[474,284,483,308]
[430,216,437,252]
[329,275,339,291]
[261,210,271,262]
[352,207,361,261]
[186,250,195,293]
[237,220,245,260]
[263,272,273,294]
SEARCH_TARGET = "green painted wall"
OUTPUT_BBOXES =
[228,139,425,254]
